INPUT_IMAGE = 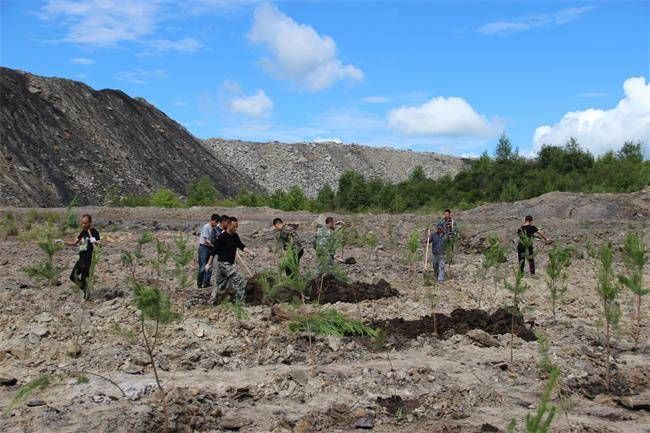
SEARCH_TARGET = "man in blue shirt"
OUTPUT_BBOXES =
[429,222,447,282]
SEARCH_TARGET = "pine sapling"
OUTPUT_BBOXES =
[507,368,559,433]
[170,233,194,289]
[618,232,648,348]
[595,242,620,392]
[545,246,572,320]
[444,230,460,278]
[504,269,529,362]
[150,237,170,278]
[425,282,439,336]
[22,223,63,290]
[131,280,180,429]
[479,234,507,307]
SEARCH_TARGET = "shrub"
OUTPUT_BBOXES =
[186,176,217,207]
[170,234,194,289]
[1,212,18,239]
[150,188,183,208]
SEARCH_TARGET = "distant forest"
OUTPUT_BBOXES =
[109,135,649,213]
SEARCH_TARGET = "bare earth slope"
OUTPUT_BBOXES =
[203,138,468,197]
[0,189,648,433]
[0,67,260,207]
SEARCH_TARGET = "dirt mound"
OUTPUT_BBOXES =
[244,273,399,305]
[372,307,536,344]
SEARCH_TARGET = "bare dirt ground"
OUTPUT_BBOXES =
[1,189,649,433]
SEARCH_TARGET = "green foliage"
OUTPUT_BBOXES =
[314,185,336,211]
[186,176,217,206]
[618,232,648,347]
[62,195,80,231]
[546,246,572,318]
[225,140,648,213]
[170,233,194,289]
[3,374,51,416]
[132,280,179,324]
[404,230,421,264]
[596,242,621,331]
[444,229,460,266]
[76,375,90,384]
[507,368,559,433]
[619,232,648,298]
[534,331,555,375]
[1,212,19,239]
[150,188,183,208]
[482,234,507,273]
[504,269,529,309]
[135,231,154,258]
[595,242,620,391]
[22,223,63,287]
[288,308,378,338]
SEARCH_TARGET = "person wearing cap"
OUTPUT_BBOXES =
[428,222,447,282]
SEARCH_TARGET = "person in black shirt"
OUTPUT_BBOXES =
[66,214,100,300]
[210,217,255,304]
[517,215,550,275]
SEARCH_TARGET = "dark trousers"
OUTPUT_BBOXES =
[70,257,91,292]
[197,245,212,288]
[284,248,304,276]
[517,246,535,274]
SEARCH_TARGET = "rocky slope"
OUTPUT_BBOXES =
[203,138,468,197]
[0,67,260,207]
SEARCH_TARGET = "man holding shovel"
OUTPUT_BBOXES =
[210,217,255,305]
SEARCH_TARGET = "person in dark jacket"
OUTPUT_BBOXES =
[210,217,255,304]
[66,214,100,300]
[517,215,551,275]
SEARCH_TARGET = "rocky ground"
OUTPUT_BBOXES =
[0,189,649,433]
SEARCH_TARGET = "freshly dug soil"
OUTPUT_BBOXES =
[372,307,537,343]
[377,395,420,416]
[244,273,399,305]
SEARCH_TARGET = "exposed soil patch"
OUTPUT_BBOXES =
[377,395,420,416]
[567,365,650,399]
[372,307,537,344]
[142,388,223,433]
[244,273,398,305]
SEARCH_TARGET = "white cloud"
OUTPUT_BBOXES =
[477,7,593,35]
[229,89,273,117]
[116,68,168,84]
[248,3,363,91]
[578,91,607,98]
[362,96,390,104]
[40,0,202,52]
[533,76,650,155]
[146,37,203,53]
[71,57,94,65]
[40,0,161,45]
[314,137,342,144]
[172,101,187,107]
[388,96,499,138]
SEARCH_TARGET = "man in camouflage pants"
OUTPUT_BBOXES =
[210,217,255,305]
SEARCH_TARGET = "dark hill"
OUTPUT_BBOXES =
[0,67,260,206]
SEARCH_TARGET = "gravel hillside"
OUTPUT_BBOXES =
[203,138,469,197]
[0,68,261,207]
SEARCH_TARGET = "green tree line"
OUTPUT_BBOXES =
[105,137,649,212]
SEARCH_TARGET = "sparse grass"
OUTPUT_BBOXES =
[1,212,19,239]
[3,374,51,416]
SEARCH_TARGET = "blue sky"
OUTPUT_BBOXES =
[1,0,648,157]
